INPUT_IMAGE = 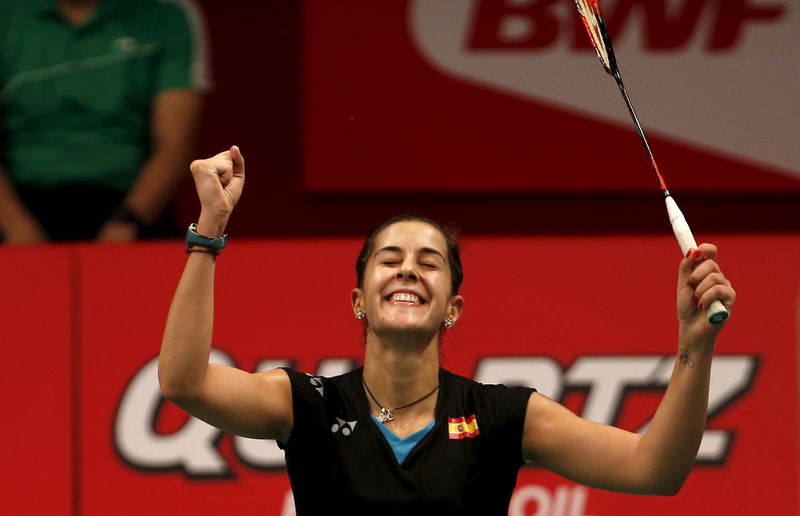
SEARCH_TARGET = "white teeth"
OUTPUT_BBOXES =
[391,292,421,304]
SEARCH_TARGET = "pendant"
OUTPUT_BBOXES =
[378,407,394,423]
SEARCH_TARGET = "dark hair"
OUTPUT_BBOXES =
[355,214,463,295]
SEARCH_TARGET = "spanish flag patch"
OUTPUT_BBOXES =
[448,415,480,439]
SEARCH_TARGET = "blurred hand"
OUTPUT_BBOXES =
[96,221,138,243]
[2,212,48,244]
[189,145,245,236]
[677,243,735,344]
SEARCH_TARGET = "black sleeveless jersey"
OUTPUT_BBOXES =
[279,366,535,515]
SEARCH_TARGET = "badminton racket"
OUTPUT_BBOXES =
[574,0,728,324]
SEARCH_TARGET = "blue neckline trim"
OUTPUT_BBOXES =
[371,415,435,464]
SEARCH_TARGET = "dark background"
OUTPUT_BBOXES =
[185,1,798,238]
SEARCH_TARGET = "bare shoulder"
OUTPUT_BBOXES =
[249,367,293,440]
[522,392,590,461]
[254,367,292,399]
[182,365,294,441]
[524,391,571,423]
[256,366,292,387]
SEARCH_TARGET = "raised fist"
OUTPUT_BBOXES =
[189,145,245,236]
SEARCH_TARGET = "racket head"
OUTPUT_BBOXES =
[575,0,619,76]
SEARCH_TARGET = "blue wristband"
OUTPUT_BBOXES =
[185,223,228,250]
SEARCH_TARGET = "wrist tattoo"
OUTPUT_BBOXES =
[679,348,695,368]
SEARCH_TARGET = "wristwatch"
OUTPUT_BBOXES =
[185,223,228,250]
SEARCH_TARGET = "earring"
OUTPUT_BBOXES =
[443,318,455,329]
[355,308,366,320]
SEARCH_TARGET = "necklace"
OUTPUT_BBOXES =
[362,377,440,424]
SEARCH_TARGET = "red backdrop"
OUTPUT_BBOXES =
[1,234,798,515]
[180,0,800,238]
[303,0,800,193]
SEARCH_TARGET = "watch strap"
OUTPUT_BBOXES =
[185,223,228,250]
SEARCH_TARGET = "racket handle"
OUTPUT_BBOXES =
[665,196,729,324]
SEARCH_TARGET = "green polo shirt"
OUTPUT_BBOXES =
[0,0,210,190]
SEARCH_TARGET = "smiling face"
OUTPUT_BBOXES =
[352,220,463,341]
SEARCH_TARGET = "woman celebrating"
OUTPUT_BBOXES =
[159,147,736,514]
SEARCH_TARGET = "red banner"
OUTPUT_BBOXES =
[303,0,800,193]
[1,235,798,515]
[0,247,73,516]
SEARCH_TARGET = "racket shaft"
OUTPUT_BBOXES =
[574,0,728,324]
[665,196,728,324]
[616,77,653,162]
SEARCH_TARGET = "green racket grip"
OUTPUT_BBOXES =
[665,196,729,324]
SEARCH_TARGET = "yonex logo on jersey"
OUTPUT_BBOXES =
[448,415,479,440]
[306,374,324,397]
[331,417,358,437]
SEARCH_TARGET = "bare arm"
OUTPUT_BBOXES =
[97,89,203,241]
[158,147,293,441]
[523,244,735,495]
[0,164,48,243]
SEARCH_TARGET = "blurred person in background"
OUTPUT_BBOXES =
[0,0,210,243]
